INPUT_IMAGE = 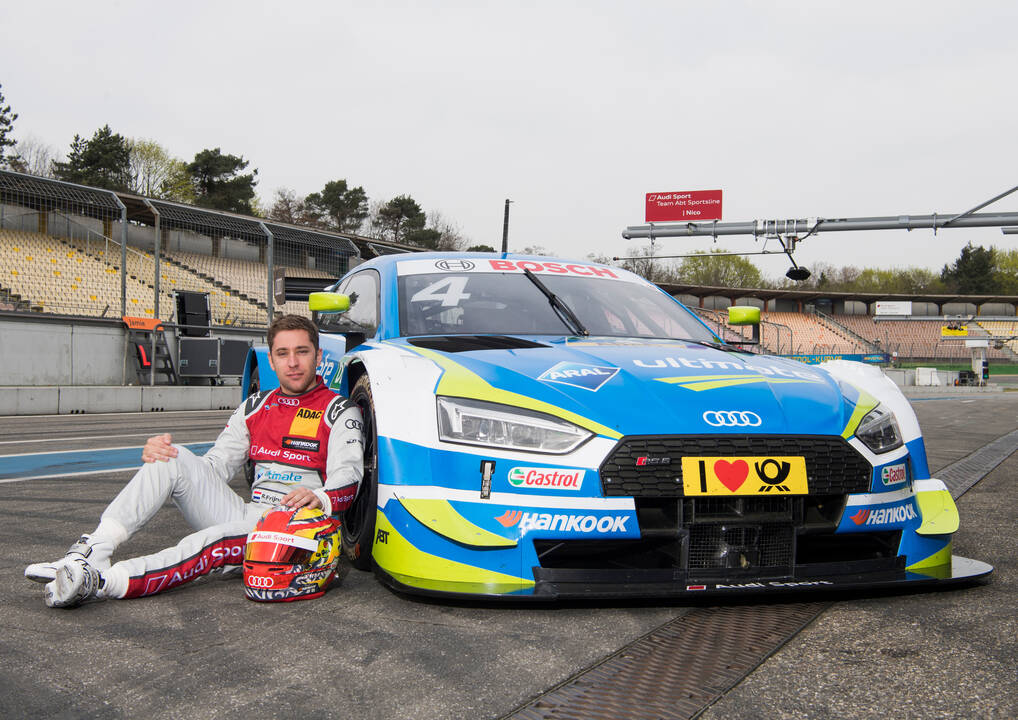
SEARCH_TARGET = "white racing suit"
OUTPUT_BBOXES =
[93,378,362,599]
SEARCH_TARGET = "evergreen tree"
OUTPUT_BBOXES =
[304,179,369,232]
[374,195,426,243]
[52,125,132,191]
[940,242,999,294]
[187,148,258,214]
[0,83,17,168]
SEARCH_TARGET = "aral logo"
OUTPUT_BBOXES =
[508,467,584,490]
[538,362,619,391]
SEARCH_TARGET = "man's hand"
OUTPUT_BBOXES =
[281,487,322,510]
[142,433,178,463]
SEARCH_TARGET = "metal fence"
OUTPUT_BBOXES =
[0,169,367,327]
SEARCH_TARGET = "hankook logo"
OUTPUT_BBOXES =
[435,259,475,271]
[702,410,762,427]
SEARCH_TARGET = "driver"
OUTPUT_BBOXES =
[25,314,363,608]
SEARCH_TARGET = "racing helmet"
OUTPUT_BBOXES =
[243,505,340,602]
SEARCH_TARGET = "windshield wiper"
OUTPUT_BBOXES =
[522,269,589,337]
[686,339,755,354]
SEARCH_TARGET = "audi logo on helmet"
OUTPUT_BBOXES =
[245,575,275,588]
[702,410,763,427]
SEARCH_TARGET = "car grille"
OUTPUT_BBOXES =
[599,434,872,497]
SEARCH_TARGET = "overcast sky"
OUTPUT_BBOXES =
[3,1,1017,281]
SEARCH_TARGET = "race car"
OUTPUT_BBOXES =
[242,252,993,599]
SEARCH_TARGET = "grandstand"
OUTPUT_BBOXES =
[2,169,1017,368]
[0,170,416,327]
[672,282,1018,364]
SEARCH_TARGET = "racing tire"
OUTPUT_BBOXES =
[341,375,378,571]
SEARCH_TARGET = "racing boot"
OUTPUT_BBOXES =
[25,534,114,584]
[44,557,107,608]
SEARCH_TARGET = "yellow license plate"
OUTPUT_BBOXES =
[681,456,809,496]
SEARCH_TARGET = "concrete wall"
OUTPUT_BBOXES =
[0,385,241,416]
[0,313,265,387]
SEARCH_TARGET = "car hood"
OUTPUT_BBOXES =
[397,336,860,438]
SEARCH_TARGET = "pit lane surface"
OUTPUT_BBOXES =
[1,396,1015,720]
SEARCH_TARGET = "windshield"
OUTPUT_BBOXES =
[398,271,716,341]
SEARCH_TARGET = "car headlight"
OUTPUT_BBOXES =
[437,396,593,454]
[855,405,903,454]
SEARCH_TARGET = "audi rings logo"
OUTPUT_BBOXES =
[702,410,762,427]
[245,575,275,588]
[435,259,475,271]
[277,397,299,407]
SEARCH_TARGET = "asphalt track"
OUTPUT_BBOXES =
[1,396,1016,720]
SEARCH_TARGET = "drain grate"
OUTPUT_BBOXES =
[936,427,1018,499]
[504,602,828,720]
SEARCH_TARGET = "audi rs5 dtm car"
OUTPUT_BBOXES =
[242,252,993,599]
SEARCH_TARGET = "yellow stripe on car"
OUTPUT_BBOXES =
[914,488,961,536]
[405,345,623,440]
[906,542,953,574]
[655,374,824,392]
[398,497,517,548]
[840,388,879,439]
[372,514,533,594]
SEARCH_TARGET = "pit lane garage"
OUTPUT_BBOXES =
[243,253,992,599]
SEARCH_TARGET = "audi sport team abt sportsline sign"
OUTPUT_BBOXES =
[645,190,723,222]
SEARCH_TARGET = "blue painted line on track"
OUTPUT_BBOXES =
[0,442,215,480]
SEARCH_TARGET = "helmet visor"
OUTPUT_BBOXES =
[245,530,320,564]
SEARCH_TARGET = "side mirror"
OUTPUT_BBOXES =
[727,306,760,345]
[308,292,351,313]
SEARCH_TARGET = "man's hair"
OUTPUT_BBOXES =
[267,314,319,351]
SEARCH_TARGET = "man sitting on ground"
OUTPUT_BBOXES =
[25,314,363,607]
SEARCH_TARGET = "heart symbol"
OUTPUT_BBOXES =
[714,459,749,492]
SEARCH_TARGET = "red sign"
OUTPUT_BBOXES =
[645,190,723,222]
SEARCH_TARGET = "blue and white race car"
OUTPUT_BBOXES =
[243,252,992,599]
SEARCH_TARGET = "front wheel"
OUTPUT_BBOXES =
[340,375,377,570]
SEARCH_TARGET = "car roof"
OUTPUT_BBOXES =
[350,251,633,277]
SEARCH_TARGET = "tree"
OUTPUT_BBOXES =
[303,179,369,232]
[159,158,197,204]
[674,249,763,288]
[422,211,467,251]
[127,139,176,196]
[994,247,1018,294]
[0,83,17,169]
[373,194,426,243]
[186,148,258,214]
[268,187,309,225]
[610,245,678,284]
[9,135,56,177]
[52,124,132,191]
[467,244,496,252]
[940,242,998,294]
